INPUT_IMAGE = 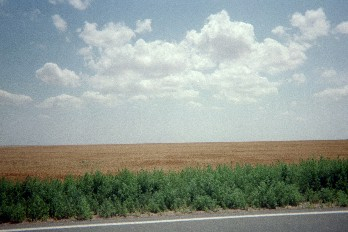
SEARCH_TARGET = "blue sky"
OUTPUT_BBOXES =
[0,0,347,145]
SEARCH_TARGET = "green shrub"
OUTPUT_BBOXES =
[305,189,321,203]
[12,203,26,223]
[229,188,247,209]
[26,195,49,221]
[49,191,70,219]
[0,158,347,222]
[273,182,302,207]
[320,188,335,203]
[122,198,139,214]
[147,199,161,213]
[99,198,115,218]
[75,196,92,220]
[1,203,26,223]
[149,192,167,213]
[63,176,81,218]
[192,195,217,211]
[337,190,348,207]
[257,181,278,209]
[43,179,70,219]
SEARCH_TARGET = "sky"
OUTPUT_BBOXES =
[0,0,348,145]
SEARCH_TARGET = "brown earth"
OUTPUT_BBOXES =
[1,140,348,180]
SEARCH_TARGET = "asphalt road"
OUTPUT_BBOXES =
[1,208,347,232]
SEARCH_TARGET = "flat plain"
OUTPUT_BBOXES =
[1,140,348,180]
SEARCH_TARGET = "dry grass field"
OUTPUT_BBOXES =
[1,140,348,180]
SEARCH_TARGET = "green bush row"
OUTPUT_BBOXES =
[1,157,348,223]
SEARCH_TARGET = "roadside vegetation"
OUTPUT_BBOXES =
[1,157,348,223]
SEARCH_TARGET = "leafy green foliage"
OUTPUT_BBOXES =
[0,158,347,223]
[337,190,348,207]
[192,195,217,211]
[75,196,92,220]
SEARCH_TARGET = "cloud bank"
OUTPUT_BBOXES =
[314,85,348,100]
[49,0,92,10]
[36,63,80,87]
[30,8,346,108]
[74,9,330,106]
[0,89,33,106]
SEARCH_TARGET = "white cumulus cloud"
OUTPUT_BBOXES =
[52,14,67,32]
[335,21,348,34]
[321,68,337,78]
[67,0,92,10]
[81,91,118,106]
[78,10,309,104]
[290,73,306,85]
[314,85,348,100]
[290,8,330,41]
[78,22,135,48]
[49,0,92,10]
[36,63,80,87]
[250,39,307,74]
[37,94,83,108]
[135,19,152,34]
[185,10,256,61]
[8,8,336,110]
[0,89,33,106]
[208,66,278,103]
[73,9,333,105]
[37,91,120,108]
[272,26,287,36]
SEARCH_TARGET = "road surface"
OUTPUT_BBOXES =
[1,208,347,232]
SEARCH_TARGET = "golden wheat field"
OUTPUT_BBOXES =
[1,140,348,180]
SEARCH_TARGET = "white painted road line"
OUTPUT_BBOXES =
[2,210,348,232]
